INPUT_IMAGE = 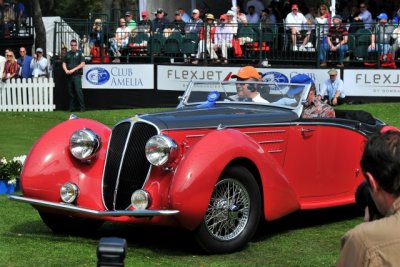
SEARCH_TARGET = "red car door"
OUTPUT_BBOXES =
[284,123,365,209]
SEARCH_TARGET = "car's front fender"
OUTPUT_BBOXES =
[169,128,299,230]
[21,118,111,210]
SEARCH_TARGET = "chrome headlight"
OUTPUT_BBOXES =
[145,135,178,167]
[60,182,79,203]
[131,190,150,210]
[69,128,101,161]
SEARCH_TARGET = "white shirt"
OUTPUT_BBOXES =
[252,93,269,103]
[115,27,131,47]
[321,78,345,100]
[0,56,6,79]
[30,56,48,77]
[285,11,307,31]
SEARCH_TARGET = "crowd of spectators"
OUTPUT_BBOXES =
[0,46,51,81]
[83,0,400,65]
[0,0,27,38]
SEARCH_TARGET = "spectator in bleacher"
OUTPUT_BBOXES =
[17,46,32,79]
[232,6,247,24]
[262,6,277,25]
[346,4,362,33]
[12,0,26,33]
[319,68,346,106]
[2,50,19,81]
[226,10,238,35]
[354,2,373,30]
[320,15,348,68]
[178,7,190,23]
[3,2,15,37]
[137,10,152,34]
[125,11,137,33]
[30,48,47,78]
[285,4,310,51]
[169,11,186,35]
[368,13,395,57]
[212,14,234,64]
[246,6,260,24]
[185,9,203,34]
[314,4,331,49]
[391,24,400,58]
[246,0,265,17]
[89,18,103,48]
[152,8,170,34]
[192,13,216,64]
[318,4,331,27]
[109,17,131,63]
[393,7,400,26]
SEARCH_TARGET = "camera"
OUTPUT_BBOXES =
[355,180,383,221]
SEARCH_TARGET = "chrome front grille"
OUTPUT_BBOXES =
[102,120,158,210]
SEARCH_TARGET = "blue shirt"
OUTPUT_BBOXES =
[17,55,32,79]
[321,78,345,101]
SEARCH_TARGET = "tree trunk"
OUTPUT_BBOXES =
[102,0,113,20]
[32,0,47,54]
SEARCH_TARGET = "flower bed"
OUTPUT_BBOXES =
[0,155,26,194]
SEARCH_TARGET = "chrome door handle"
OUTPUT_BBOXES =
[301,127,315,135]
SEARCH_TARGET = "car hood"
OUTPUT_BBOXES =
[138,106,298,130]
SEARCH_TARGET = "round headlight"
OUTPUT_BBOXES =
[145,135,178,167]
[60,182,79,203]
[131,190,150,210]
[69,128,101,161]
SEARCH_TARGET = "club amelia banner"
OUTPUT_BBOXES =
[82,64,154,89]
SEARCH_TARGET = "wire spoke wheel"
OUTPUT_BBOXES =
[204,178,250,240]
[195,165,261,254]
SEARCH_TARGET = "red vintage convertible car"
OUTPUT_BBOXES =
[10,78,385,254]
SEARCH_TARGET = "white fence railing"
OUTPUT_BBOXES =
[0,78,56,112]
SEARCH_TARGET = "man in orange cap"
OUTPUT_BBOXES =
[231,66,268,103]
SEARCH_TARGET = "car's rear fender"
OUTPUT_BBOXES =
[20,118,111,210]
[169,128,299,230]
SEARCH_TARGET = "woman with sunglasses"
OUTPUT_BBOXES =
[2,51,19,81]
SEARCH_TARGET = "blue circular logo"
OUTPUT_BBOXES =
[86,67,110,85]
[261,72,289,84]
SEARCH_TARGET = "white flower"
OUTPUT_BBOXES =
[0,157,7,164]
[7,178,16,186]
[13,155,26,165]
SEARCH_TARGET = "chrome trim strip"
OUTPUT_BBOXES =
[244,129,287,134]
[9,195,179,217]
[268,150,283,153]
[258,140,284,144]
[185,134,205,138]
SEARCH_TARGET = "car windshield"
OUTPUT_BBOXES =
[178,80,311,112]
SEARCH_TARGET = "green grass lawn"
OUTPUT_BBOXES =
[0,103,399,266]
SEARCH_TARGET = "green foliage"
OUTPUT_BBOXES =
[0,156,24,182]
[40,0,103,18]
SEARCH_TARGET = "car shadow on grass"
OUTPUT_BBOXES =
[253,204,363,241]
[9,204,363,255]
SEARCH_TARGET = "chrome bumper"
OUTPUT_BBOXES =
[8,195,180,217]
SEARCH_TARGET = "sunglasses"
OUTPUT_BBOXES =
[6,55,12,57]
[360,6,366,8]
